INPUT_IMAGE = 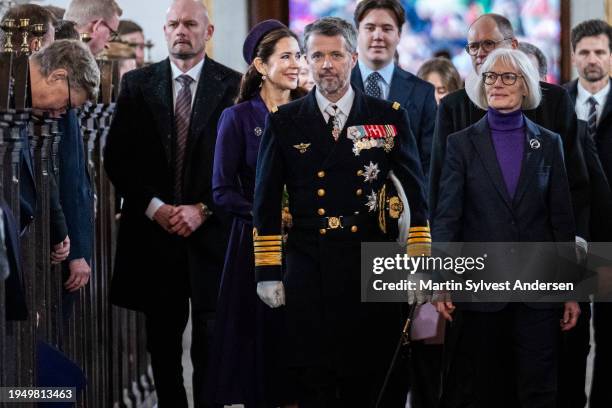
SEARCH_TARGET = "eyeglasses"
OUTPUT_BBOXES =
[482,71,523,86]
[98,19,120,42]
[465,37,513,56]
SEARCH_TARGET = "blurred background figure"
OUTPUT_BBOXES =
[99,41,138,80]
[118,19,146,68]
[418,57,463,104]
[64,0,123,56]
[1,4,56,52]
[433,49,452,60]
[519,41,548,81]
[297,54,315,91]
[54,20,80,41]
[45,5,65,20]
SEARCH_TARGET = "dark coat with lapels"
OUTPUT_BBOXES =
[253,87,428,378]
[352,64,437,184]
[430,84,589,238]
[432,115,576,312]
[104,57,240,313]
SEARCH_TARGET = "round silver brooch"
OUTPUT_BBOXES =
[529,139,541,150]
[254,127,263,136]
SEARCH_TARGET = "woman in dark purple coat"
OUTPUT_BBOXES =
[207,20,302,407]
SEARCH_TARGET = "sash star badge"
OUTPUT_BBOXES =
[366,190,378,212]
[363,161,380,183]
[293,143,311,154]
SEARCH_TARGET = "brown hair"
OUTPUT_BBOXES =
[117,19,143,36]
[236,27,302,104]
[417,57,463,94]
[353,0,406,32]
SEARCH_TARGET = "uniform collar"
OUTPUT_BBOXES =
[315,85,355,117]
[357,59,394,86]
[170,57,205,82]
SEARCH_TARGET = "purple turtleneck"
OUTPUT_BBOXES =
[487,108,525,198]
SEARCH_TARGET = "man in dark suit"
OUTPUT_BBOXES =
[429,13,589,241]
[351,0,436,184]
[563,19,612,408]
[104,1,240,406]
[254,17,429,407]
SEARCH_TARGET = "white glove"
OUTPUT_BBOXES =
[575,236,588,265]
[407,274,430,305]
[256,280,286,308]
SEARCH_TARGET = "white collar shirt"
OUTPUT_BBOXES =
[315,85,355,130]
[170,57,205,109]
[576,80,610,124]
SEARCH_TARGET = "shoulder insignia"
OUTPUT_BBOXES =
[392,101,401,110]
[271,106,279,113]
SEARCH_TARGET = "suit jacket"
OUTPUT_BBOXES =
[429,84,589,237]
[253,87,428,370]
[432,115,576,311]
[57,109,93,262]
[104,57,241,312]
[19,125,67,244]
[351,65,437,184]
[564,79,612,241]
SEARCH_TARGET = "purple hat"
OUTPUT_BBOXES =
[243,19,287,65]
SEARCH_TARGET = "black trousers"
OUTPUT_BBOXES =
[145,299,218,408]
[410,342,443,408]
[440,304,560,408]
[288,363,408,408]
[590,302,612,408]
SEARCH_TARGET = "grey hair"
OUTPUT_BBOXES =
[468,48,541,111]
[64,0,122,27]
[518,42,547,78]
[31,39,100,102]
[304,17,357,53]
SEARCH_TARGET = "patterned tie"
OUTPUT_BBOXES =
[587,96,598,140]
[326,104,341,141]
[174,74,193,203]
[365,72,383,99]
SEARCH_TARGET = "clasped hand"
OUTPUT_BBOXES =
[154,204,206,237]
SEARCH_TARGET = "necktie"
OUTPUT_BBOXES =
[326,104,341,141]
[365,72,383,99]
[174,74,193,203]
[587,96,598,140]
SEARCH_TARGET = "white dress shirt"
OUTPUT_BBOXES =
[145,58,205,220]
[357,59,395,100]
[575,80,610,124]
[315,85,355,131]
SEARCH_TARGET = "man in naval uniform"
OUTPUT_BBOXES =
[252,16,430,407]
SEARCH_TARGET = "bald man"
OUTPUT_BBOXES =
[104,1,240,406]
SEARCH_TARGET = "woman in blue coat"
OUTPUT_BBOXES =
[207,20,302,407]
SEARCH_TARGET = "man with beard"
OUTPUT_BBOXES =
[563,19,612,408]
[253,16,429,407]
[104,0,240,406]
